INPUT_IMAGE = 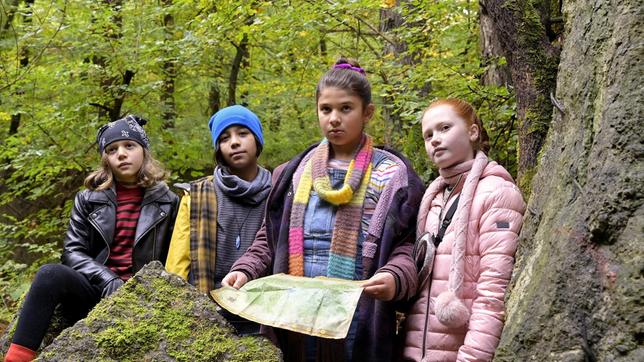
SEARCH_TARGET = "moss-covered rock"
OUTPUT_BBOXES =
[36,262,281,361]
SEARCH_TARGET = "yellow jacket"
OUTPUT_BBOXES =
[165,191,191,280]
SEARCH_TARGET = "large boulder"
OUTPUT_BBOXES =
[494,0,643,360]
[33,262,280,361]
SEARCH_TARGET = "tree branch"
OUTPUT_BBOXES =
[0,0,67,92]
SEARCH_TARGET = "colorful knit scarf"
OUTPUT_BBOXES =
[288,136,373,279]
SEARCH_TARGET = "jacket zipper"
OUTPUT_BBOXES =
[420,275,431,359]
[420,188,456,359]
[89,210,111,264]
[133,213,165,271]
[152,228,157,259]
[135,211,167,246]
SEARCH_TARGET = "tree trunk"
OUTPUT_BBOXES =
[479,1,511,87]
[161,0,176,129]
[5,0,34,135]
[110,69,135,121]
[228,33,249,106]
[495,0,643,360]
[227,5,255,107]
[379,1,409,145]
[209,82,221,117]
[90,0,135,122]
[484,0,561,192]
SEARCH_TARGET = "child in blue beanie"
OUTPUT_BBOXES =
[166,105,271,336]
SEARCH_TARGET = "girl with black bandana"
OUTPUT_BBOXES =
[4,116,179,362]
[165,105,271,336]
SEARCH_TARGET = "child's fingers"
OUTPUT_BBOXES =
[221,272,240,288]
[363,284,384,295]
[362,273,396,301]
[221,276,232,287]
[361,279,381,287]
[232,272,248,289]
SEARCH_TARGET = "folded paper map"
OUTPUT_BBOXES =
[211,273,364,339]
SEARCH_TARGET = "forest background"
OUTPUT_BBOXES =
[0,0,519,328]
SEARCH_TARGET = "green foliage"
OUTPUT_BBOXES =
[0,0,518,324]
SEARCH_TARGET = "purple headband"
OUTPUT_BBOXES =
[333,63,366,75]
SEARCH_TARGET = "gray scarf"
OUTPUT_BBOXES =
[214,166,271,205]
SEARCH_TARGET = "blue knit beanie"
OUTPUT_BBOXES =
[208,105,264,150]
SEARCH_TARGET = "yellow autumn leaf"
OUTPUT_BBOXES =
[382,0,396,8]
[0,112,11,122]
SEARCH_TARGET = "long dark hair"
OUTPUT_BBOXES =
[316,57,372,108]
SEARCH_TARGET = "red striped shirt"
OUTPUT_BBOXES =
[105,184,143,281]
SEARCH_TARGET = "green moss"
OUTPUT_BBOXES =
[45,266,281,361]
[95,322,158,360]
[518,163,537,196]
[37,264,281,361]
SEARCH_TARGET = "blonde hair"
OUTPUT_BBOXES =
[424,98,490,153]
[84,148,169,191]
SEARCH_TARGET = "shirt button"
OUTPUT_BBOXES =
[160,211,166,217]
[91,213,97,218]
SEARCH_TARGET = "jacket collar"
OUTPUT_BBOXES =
[85,182,172,206]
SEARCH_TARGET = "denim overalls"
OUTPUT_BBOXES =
[303,167,364,361]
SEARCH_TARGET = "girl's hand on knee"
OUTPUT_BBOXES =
[362,272,396,301]
[222,271,248,289]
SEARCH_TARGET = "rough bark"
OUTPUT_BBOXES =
[479,1,511,87]
[379,4,403,141]
[484,0,561,192]
[495,0,643,360]
[379,1,414,145]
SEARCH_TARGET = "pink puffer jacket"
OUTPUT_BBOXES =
[403,161,525,362]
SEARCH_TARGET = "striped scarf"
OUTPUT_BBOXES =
[288,136,373,279]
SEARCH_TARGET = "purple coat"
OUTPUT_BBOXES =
[231,144,424,362]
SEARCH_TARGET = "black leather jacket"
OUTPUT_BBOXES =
[61,182,179,289]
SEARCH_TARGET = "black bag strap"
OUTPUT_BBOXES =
[434,194,460,247]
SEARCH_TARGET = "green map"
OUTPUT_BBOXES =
[211,274,364,339]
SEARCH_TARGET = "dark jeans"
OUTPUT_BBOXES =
[12,264,102,350]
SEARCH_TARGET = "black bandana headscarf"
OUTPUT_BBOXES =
[97,115,150,153]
